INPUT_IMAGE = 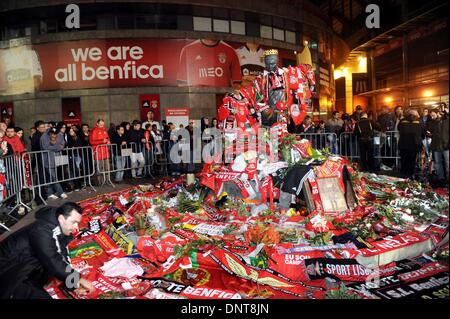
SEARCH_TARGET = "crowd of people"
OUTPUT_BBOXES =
[1,104,449,208]
[288,103,449,185]
[0,110,221,206]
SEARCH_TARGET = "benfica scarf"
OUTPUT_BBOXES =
[208,247,327,299]
[289,103,307,126]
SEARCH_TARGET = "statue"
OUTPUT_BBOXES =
[253,49,290,127]
[252,49,315,128]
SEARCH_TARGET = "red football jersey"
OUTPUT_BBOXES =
[177,40,242,87]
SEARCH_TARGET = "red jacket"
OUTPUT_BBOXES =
[3,135,25,155]
[90,126,110,160]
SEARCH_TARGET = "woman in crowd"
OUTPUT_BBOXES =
[14,127,27,150]
[211,118,219,129]
[66,126,84,191]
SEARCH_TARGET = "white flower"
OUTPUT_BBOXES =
[401,214,414,223]
[419,212,424,216]
[405,208,412,214]
[366,223,372,229]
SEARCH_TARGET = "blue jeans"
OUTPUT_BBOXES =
[434,150,449,181]
[114,156,126,181]
[45,167,64,197]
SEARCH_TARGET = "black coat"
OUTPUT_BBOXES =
[398,119,423,151]
[0,206,78,299]
[31,131,43,152]
[355,118,377,140]
[126,129,145,153]
[110,132,128,156]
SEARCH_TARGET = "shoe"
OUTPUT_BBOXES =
[380,164,392,171]
[60,193,68,199]
[135,175,143,179]
[74,188,81,192]
[47,194,58,200]
[18,207,27,216]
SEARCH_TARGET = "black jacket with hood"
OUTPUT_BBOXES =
[0,206,79,298]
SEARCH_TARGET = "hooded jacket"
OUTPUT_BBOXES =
[0,206,79,299]
[3,135,25,155]
[90,125,110,160]
[40,130,66,168]
[426,115,449,151]
[398,117,423,151]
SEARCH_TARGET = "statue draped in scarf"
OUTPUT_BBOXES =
[252,49,315,128]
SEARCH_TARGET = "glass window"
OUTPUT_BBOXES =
[97,15,115,30]
[231,20,245,35]
[177,15,193,30]
[79,15,97,30]
[246,21,260,37]
[156,15,177,29]
[273,28,284,41]
[260,25,273,39]
[136,15,157,29]
[117,15,135,29]
[213,19,229,33]
[193,16,212,31]
[285,30,296,44]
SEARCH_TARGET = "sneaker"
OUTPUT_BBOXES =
[17,207,27,216]
[60,193,68,199]
[74,188,81,192]
[47,194,58,200]
[380,164,392,171]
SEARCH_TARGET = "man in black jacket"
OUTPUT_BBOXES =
[426,108,449,184]
[110,125,128,182]
[30,120,47,202]
[355,112,378,172]
[127,120,146,178]
[0,202,94,299]
[398,110,423,178]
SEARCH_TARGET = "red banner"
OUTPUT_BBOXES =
[140,94,160,122]
[1,39,296,95]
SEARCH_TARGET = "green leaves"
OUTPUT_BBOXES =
[223,224,239,235]
[326,284,362,299]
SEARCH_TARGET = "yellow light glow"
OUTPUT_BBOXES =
[342,67,349,77]
[334,69,343,79]
[385,97,393,103]
[358,57,367,71]
[423,90,433,97]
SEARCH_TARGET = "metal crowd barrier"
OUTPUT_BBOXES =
[0,153,31,225]
[22,146,96,205]
[154,139,169,176]
[296,133,338,154]
[339,132,360,161]
[338,131,400,166]
[94,141,155,187]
